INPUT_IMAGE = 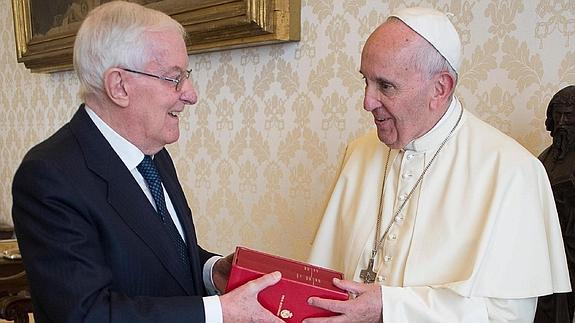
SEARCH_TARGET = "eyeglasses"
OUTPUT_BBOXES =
[121,67,192,91]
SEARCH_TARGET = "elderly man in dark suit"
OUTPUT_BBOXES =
[12,1,282,323]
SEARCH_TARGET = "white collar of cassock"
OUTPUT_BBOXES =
[404,96,462,152]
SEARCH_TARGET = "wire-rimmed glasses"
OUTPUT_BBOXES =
[121,68,192,91]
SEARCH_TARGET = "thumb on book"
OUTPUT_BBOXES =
[254,271,282,291]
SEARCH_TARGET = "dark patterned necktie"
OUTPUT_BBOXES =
[137,155,191,272]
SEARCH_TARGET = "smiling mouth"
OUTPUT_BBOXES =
[374,117,391,123]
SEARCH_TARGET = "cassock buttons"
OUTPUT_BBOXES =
[399,194,408,200]
[384,255,392,262]
[402,173,413,179]
[406,154,414,160]
[388,234,397,240]
[377,275,386,282]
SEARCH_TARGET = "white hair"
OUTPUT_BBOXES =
[411,40,458,83]
[73,1,186,101]
[387,17,458,85]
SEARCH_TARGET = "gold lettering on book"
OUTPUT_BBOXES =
[296,266,322,286]
[276,294,286,317]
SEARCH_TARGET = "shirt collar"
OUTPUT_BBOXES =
[404,96,463,152]
[85,105,145,170]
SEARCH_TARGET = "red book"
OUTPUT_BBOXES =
[225,246,348,322]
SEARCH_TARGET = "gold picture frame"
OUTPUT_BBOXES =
[12,0,300,73]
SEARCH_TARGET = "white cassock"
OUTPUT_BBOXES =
[309,97,571,322]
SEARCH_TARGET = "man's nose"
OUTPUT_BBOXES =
[180,78,197,105]
[363,90,380,112]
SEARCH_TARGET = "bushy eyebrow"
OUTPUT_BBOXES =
[375,76,394,86]
[164,66,185,74]
[359,69,398,91]
[153,62,187,76]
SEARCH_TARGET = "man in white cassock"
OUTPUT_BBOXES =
[304,7,571,323]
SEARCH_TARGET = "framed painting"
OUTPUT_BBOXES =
[11,0,300,73]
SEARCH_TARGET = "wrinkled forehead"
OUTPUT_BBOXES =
[367,19,421,47]
[361,19,422,65]
[144,33,188,72]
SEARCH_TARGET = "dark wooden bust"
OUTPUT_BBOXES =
[535,85,575,323]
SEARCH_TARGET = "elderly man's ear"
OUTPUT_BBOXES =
[104,68,130,107]
[430,71,456,111]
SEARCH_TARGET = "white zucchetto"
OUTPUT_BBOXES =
[390,7,462,74]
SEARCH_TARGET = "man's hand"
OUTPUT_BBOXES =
[303,278,383,323]
[219,271,284,323]
[212,253,234,294]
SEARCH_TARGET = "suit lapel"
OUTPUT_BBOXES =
[68,106,196,295]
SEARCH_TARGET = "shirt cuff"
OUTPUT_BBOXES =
[203,295,223,323]
[203,255,223,295]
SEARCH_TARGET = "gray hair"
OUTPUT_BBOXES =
[73,1,186,101]
[387,17,458,86]
[411,40,457,84]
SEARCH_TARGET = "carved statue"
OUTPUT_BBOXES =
[535,85,575,323]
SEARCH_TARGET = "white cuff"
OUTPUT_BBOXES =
[203,295,223,323]
[203,255,223,295]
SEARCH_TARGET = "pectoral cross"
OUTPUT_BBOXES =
[360,257,377,283]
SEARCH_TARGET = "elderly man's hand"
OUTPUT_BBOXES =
[219,271,284,323]
[212,253,234,294]
[303,278,383,323]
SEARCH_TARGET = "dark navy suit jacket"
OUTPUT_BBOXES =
[12,106,215,323]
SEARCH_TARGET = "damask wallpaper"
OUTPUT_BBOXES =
[0,0,573,261]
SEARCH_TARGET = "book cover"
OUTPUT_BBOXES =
[225,246,348,322]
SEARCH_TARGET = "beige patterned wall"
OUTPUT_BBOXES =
[0,0,574,262]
